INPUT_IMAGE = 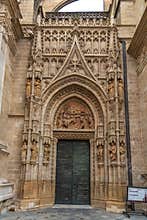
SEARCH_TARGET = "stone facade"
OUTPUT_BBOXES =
[0,0,146,213]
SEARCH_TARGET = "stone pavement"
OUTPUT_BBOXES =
[0,207,147,220]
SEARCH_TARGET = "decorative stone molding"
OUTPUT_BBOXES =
[44,12,110,27]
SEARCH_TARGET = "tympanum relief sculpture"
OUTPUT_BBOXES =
[56,99,94,130]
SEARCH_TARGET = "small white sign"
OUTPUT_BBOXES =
[128,187,147,202]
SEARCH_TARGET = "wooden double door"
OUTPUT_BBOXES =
[55,140,90,205]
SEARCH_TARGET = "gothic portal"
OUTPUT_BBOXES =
[20,11,127,211]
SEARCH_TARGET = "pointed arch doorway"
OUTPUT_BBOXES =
[54,97,94,205]
[55,139,90,205]
[42,81,106,207]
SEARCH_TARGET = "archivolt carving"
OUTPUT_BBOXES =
[55,98,94,129]
[42,75,107,108]
[43,83,105,127]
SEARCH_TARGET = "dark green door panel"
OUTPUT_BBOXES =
[55,141,73,204]
[55,140,90,205]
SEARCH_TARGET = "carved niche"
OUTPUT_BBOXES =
[55,98,94,130]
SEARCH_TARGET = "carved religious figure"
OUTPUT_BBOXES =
[56,99,94,129]
[30,140,38,162]
[34,78,41,97]
[97,144,104,162]
[109,141,117,162]
[107,55,117,74]
[118,78,124,98]
[108,79,115,98]
[21,140,27,162]
[26,78,31,97]
[119,141,126,162]
[43,143,50,163]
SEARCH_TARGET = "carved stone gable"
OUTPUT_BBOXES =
[53,36,97,81]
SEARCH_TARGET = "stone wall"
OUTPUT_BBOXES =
[110,0,147,197]
[0,0,30,196]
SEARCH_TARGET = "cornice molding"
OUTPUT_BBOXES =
[128,6,147,59]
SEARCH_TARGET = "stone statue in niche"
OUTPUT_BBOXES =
[109,140,117,162]
[26,78,31,97]
[97,143,104,162]
[43,143,50,163]
[118,78,124,98]
[107,56,117,73]
[108,79,115,98]
[119,141,125,162]
[30,140,38,162]
[34,78,41,97]
[56,99,94,129]
[21,140,27,162]
[32,120,38,133]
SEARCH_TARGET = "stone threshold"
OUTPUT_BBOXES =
[53,204,92,209]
